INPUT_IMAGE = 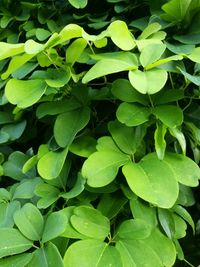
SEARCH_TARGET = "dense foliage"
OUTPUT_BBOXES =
[0,0,200,266]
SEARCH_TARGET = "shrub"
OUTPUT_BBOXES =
[0,0,200,266]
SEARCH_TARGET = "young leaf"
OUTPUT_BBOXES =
[0,42,24,60]
[66,38,87,66]
[68,0,88,9]
[116,103,150,126]
[154,122,167,160]
[64,239,122,267]
[82,53,138,84]
[37,147,68,180]
[69,136,97,157]
[0,228,33,258]
[108,20,135,50]
[128,69,168,94]
[140,44,166,67]
[5,79,46,108]
[137,23,162,40]
[14,203,44,241]
[82,150,130,187]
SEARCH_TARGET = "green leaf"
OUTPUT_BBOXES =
[37,147,68,180]
[0,201,21,228]
[3,151,36,181]
[153,105,183,127]
[0,253,32,267]
[57,24,82,45]
[1,120,26,141]
[128,69,168,94]
[154,122,167,160]
[108,20,135,50]
[36,98,82,118]
[123,153,179,208]
[36,28,51,41]
[66,38,87,66]
[42,211,68,243]
[178,67,200,85]
[144,228,176,266]
[13,178,41,200]
[158,208,175,238]
[169,127,186,155]
[45,68,71,88]
[27,242,64,267]
[116,219,151,240]
[68,0,88,8]
[108,120,137,155]
[116,239,162,267]
[130,198,157,229]
[69,136,97,157]
[82,52,138,84]
[163,152,200,187]
[64,239,122,267]
[111,79,148,104]
[14,203,44,241]
[35,183,60,209]
[173,205,195,233]
[140,44,166,67]
[54,107,90,148]
[116,103,150,126]
[70,206,110,240]
[0,42,24,60]
[0,228,33,258]
[82,150,130,187]
[161,0,192,22]
[5,79,46,108]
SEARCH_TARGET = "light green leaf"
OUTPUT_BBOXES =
[24,40,44,54]
[116,239,162,267]
[116,103,150,126]
[158,208,175,238]
[13,178,41,200]
[57,24,82,45]
[123,153,179,208]
[129,69,168,94]
[82,150,130,187]
[96,136,122,153]
[108,20,135,50]
[70,206,110,240]
[42,211,68,243]
[140,44,166,67]
[111,79,148,104]
[82,53,138,84]
[0,253,32,267]
[0,228,33,258]
[60,173,85,199]
[68,0,88,8]
[153,105,183,127]
[173,205,195,233]
[188,47,200,63]
[169,127,186,155]
[54,107,90,148]
[138,23,162,40]
[0,201,21,228]
[35,183,60,209]
[36,28,51,41]
[66,38,87,66]
[14,203,44,241]
[1,53,35,80]
[164,152,200,187]
[0,42,24,60]
[154,122,167,160]
[116,219,151,240]
[27,242,64,267]
[37,147,68,180]
[5,79,46,108]
[64,239,122,267]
